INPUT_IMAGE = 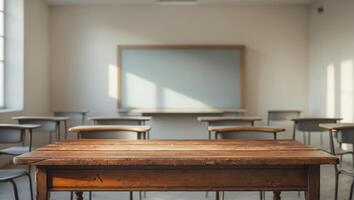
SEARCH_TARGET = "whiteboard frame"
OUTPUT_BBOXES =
[117,45,246,109]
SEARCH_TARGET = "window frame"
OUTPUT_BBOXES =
[0,0,5,108]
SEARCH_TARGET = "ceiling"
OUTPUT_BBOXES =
[46,0,317,6]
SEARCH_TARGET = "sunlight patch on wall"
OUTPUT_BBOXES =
[326,64,335,117]
[108,64,118,99]
[163,88,210,108]
[125,72,156,108]
[340,60,354,122]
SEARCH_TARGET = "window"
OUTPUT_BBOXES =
[0,0,4,108]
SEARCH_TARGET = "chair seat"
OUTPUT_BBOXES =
[0,146,30,155]
[335,148,352,156]
[0,169,28,181]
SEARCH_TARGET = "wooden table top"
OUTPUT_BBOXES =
[319,123,354,130]
[12,116,70,121]
[197,116,262,122]
[69,125,151,133]
[14,140,337,166]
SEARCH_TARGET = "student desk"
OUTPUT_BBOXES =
[13,116,70,141]
[197,117,262,139]
[14,140,337,200]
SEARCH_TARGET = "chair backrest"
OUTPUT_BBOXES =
[268,110,301,122]
[69,125,151,139]
[294,118,341,132]
[211,126,285,140]
[336,128,354,144]
[0,128,24,144]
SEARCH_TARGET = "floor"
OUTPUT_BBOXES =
[0,159,353,200]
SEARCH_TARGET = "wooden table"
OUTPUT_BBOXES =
[13,140,337,200]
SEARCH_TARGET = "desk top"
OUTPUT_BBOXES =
[12,116,69,121]
[0,124,41,129]
[126,108,247,115]
[69,125,151,133]
[319,123,354,130]
[208,126,285,133]
[197,116,262,122]
[89,116,152,121]
[291,117,342,122]
[52,110,89,114]
[268,110,302,113]
[14,140,337,166]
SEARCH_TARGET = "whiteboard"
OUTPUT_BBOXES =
[119,46,244,109]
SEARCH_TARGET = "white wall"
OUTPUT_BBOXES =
[309,0,354,120]
[50,4,309,124]
[0,0,50,167]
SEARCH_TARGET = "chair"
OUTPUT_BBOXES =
[267,110,301,126]
[89,116,151,139]
[53,110,89,139]
[327,125,354,200]
[13,116,69,143]
[0,124,39,200]
[210,126,285,200]
[69,125,151,200]
[197,116,262,198]
[292,118,341,146]
[197,116,262,140]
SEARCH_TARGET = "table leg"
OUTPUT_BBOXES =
[307,165,320,200]
[75,192,83,200]
[36,167,48,200]
[273,191,281,200]
[64,120,68,140]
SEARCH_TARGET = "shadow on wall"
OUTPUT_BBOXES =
[326,59,354,122]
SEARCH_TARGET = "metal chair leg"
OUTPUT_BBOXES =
[307,132,311,145]
[9,179,19,200]
[334,170,339,200]
[349,179,354,200]
[130,191,133,200]
[143,191,147,198]
[25,173,34,200]
[89,191,93,200]
[302,132,306,144]
[259,191,263,200]
[215,192,219,200]
[70,192,73,200]
[139,191,142,200]
[220,191,224,200]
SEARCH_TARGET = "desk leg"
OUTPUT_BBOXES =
[75,192,83,200]
[273,191,281,200]
[307,165,320,200]
[36,167,48,200]
[64,120,68,140]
